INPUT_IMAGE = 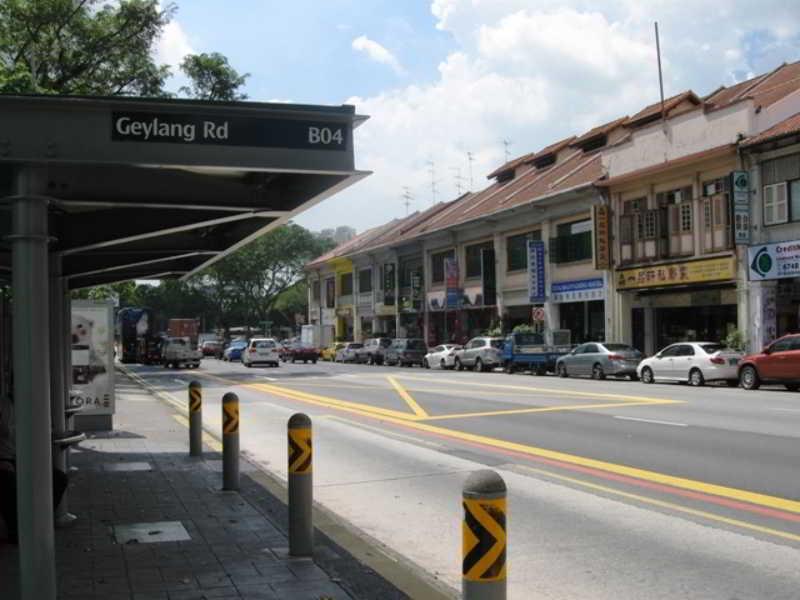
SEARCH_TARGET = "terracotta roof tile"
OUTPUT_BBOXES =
[623,91,701,126]
[742,112,800,147]
[571,116,629,147]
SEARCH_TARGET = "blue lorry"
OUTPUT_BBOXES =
[501,331,570,375]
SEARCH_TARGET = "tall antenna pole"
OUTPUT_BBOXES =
[401,187,413,215]
[466,151,475,191]
[450,166,464,196]
[427,160,438,205]
[655,21,666,128]
[502,139,512,163]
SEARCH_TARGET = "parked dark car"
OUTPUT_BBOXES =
[280,341,319,363]
[384,338,427,367]
[738,334,800,390]
[200,340,223,357]
[356,337,393,364]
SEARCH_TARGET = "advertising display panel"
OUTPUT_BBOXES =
[71,300,115,415]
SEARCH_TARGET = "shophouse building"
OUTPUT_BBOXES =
[602,62,800,354]
[740,112,800,351]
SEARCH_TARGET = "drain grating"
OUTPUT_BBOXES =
[112,521,190,544]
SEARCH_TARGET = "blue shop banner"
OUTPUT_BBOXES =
[527,240,546,303]
[550,277,605,303]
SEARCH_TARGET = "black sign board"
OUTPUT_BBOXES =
[111,111,349,151]
[383,263,395,306]
[481,248,496,307]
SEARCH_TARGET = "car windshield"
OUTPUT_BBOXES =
[231,342,246,349]
[699,343,727,354]
[349,343,363,349]
[603,343,635,352]
[407,340,426,350]
[254,341,275,349]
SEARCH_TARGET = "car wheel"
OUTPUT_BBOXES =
[592,363,606,380]
[557,363,568,378]
[641,367,654,384]
[312,359,317,364]
[689,368,704,387]
[740,365,760,390]
[504,361,514,374]
[455,358,463,371]
[784,383,799,392]
[726,379,739,387]
[474,357,484,372]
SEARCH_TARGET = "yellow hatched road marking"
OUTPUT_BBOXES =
[513,464,800,543]
[386,375,429,418]
[424,400,680,421]
[240,381,800,516]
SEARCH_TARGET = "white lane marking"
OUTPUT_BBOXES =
[614,415,688,427]
[769,408,800,413]
[262,376,278,381]
[173,379,185,384]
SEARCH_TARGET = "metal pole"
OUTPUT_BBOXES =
[10,181,56,600]
[462,470,507,600]
[288,412,313,556]
[49,255,74,527]
[188,381,202,456]
[63,285,76,474]
[221,392,239,491]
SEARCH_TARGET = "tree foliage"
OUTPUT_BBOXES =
[0,0,174,95]
[179,52,248,101]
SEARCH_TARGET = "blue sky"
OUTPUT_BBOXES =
[157,1,800,233]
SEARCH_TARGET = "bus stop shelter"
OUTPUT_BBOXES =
[0,94,368,599]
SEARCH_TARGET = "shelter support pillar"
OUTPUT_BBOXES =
[49,254,74,526]
[10,172,57,600]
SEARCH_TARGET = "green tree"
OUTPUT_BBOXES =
[202,223,332,329]
[0,0,174,95]
[179,52,249,101]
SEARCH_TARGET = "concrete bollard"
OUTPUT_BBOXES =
[188,381,202,457]
[222,392,239,491]
[462,470,507,600]
[288,413,313,556]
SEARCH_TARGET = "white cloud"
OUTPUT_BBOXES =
[297,1,800,231]
[352,35,406,75]
[155,19,194,70]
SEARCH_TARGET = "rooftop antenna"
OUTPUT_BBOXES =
[502,139,513,163]
[466,151,475,191]
[655,21,667,132]
[401,187,413,215]
[450,166,464,196]
[427,160,438,205]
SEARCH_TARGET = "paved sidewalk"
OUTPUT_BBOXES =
[1,373,407,599]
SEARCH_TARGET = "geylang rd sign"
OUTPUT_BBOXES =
[112,111,348,150]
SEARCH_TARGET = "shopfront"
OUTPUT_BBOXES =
[551,277,606,344]
[616,256,739,354]
[747,239,800,348]
[335,307,353,341]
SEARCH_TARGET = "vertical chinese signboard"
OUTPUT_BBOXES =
[445,257,460,308]
[383,263,396,305]
[731,170,751,245]
[410,270,423,310]
[71,300,115,416]
[527,240,546,303]
[593,204,611,269]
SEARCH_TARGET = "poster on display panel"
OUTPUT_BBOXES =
[71,300,115,415]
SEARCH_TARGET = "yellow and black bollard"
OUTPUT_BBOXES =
[462,469,507,600]
[288,413,313,556]
[188,381,202,457]
[222,392,239,491]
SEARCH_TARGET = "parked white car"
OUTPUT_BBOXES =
[242,338,280,367]
[424,344,463,369]
[637,342,742,386]
[335,342,363,363]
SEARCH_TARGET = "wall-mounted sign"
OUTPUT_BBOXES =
[462,286,483,308]
[383,263,396,305]
[527,240,546,302]
[593,205,611,270]
[112,111,349,151]
[532,307,545,322]
[616,256,736,290]
[550,277,605,303]
[411,270,423,302]
[445,257,461,309]
[335,307,352,318]
[731,170,751,245]
[748,239,800,280]
[427,291,446,311]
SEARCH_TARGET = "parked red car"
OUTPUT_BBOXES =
[279,341,319,363]
[738,334,800,391]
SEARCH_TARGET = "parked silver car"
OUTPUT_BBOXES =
[556,342,642,380]
[454,337,505,372]
[335,342,363,363]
